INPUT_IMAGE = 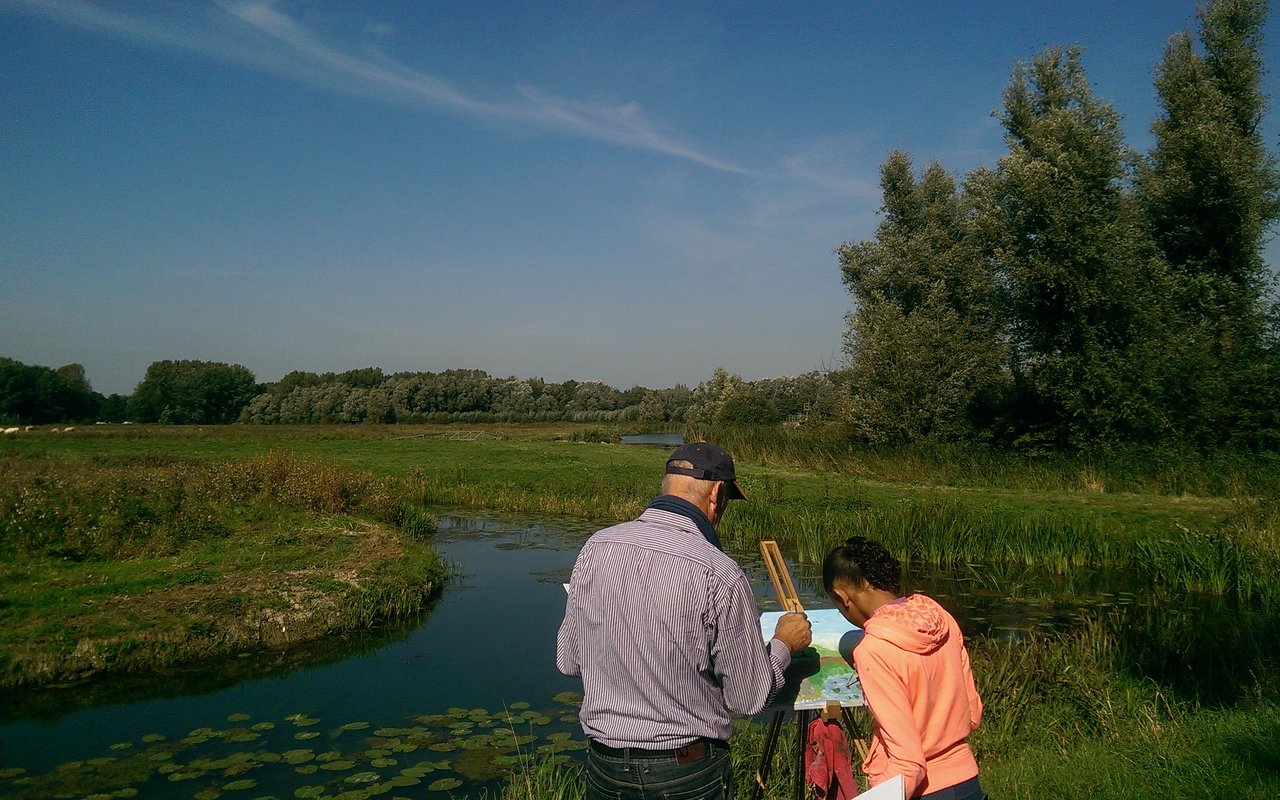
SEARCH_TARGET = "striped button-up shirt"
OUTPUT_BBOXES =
[556,506,791,748]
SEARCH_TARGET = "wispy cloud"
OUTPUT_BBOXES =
[8,0,749,173]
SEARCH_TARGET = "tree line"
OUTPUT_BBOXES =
[839,0,1280,451]
[0,357,841,428]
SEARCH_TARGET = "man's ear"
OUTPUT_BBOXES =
[708,481,728,518]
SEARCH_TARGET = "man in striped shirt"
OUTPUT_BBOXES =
[557,442,812,799]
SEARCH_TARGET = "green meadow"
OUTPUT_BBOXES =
[2,424,1278,798]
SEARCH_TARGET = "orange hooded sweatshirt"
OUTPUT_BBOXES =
[853,594,982,799]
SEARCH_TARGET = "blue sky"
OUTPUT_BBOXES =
[3,1,1279,397]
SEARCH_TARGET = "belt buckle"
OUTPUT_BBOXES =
[675,740,707,765]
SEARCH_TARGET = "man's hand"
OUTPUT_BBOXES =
[771,611,812,653]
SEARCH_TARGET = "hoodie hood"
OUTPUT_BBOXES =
[862,594,950,655]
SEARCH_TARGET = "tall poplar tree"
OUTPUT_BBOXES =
[1137,0,1280,444]
[838,151,1006,444]
[991,47,1174,448]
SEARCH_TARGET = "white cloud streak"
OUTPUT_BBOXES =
[8,0,749,173]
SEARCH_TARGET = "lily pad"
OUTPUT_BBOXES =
[507,701,530,710]
[141,734,166,743]
[374,727,415,737]
[222,778,258,790]
[552,691,582,706]
[227,713,252,723]
[389,776,422,787]
[346,771,381,784]
[319,760,357,771]
[294,732,320,740]
[427,778,463,791]
[294,787,325,799]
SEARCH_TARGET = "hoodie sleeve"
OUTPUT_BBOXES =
[854,642,927,797]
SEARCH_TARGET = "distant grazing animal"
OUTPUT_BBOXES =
[2,427,18,436]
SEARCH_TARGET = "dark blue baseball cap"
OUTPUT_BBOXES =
[665,442,746,500]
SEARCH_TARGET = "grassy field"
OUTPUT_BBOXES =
[2,423,1278,798]
[0,440,447,690]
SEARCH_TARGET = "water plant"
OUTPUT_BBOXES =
[0,697,595,800]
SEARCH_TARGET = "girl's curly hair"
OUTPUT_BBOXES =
[822,536,901,594]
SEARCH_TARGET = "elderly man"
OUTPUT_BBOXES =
[557,441,812,799]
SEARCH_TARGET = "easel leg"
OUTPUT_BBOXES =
[793,709,809,800]
[752,710,787,800]
[841,706,870,763]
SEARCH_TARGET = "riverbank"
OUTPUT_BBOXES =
[0,447,446,690]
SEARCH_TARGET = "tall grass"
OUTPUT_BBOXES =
[0,450,407,561]
[488,609,1280,799]
[698,425,1280,499]
[720,491,1280,605]
[406,465,651,522]
[0,450,446,688]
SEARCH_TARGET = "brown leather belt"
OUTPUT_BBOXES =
[588,738,725,765]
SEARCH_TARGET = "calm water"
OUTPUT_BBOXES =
[619,433,685,446]
[0,510,1230,798]
[0,514,590,799]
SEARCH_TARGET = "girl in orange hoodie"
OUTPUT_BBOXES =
[823,537,985,800]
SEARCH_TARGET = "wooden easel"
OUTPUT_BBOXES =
[760,539,804,613]
[754,541,867,800]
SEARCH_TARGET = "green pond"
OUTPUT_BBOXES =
[0,512,1259,799]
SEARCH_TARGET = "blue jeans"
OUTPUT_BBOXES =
[922,775,986,800]
[584,739,733,800]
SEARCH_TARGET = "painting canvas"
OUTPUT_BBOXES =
[759,608,865,710]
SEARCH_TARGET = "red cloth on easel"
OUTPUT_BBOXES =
[806,716,857,800]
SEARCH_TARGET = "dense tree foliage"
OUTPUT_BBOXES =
[839,0,1280,451]
[128,360,260,424]
[1137,0,1280,445]
[0,358,101,424]
[992,46,1176,448]
[838,153,1007,444]
[237,370,691,424]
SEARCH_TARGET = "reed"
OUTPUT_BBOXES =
[697,425,1280,499]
